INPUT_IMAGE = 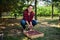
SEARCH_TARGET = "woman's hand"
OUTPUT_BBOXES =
[28,24,32,29]
[30,22,33,28]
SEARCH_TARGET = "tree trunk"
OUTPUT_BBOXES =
[59,16,60,22]
[52,2,54,19]
[35,0,37,20]
[0,12,2,18]
[14,14,17,19]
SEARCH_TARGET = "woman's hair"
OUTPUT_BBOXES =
[28,5,34,8]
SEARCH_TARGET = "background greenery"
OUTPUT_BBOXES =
[37,6,59,16]
[0,0,60,18]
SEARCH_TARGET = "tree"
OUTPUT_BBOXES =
[35,0,37,20]
[53,0,60,22]
[0,0,20,18]
[51,0,54,19]
[0,0,34,18]
[53,0,60,2]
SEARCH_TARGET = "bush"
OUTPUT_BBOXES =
[37,6,59,16]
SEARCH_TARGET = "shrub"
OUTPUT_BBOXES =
[37,6,59,16]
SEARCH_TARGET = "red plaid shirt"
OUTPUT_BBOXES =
[23,9,35,22]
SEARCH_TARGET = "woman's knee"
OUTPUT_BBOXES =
[21,20,26,25]
[32,20,37,25]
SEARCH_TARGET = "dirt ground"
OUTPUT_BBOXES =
[0,17,60,40]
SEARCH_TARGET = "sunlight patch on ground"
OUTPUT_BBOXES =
[14,23,20,25]
[49,24,60,28]
[7,24,15,26]
[41,22,48,24]
[36,17,60,28]
[22,37,28,40]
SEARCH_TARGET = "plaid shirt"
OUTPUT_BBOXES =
[23,9,34,22]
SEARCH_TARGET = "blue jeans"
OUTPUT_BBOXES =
[20,20,37,29]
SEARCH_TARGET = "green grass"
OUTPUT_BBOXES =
[33,27,60,40]
[3,26,60,40]
[2,16,60,40]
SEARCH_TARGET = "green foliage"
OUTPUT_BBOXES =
[0,0,19,12]
[37,6,59,16]
[54,2,60,16]
[0,0,32,12]
[53,0,60,2]
[0,0,33,17]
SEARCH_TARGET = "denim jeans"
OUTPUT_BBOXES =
[20,20,37,29]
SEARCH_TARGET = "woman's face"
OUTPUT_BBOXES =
[28,6,33,13]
